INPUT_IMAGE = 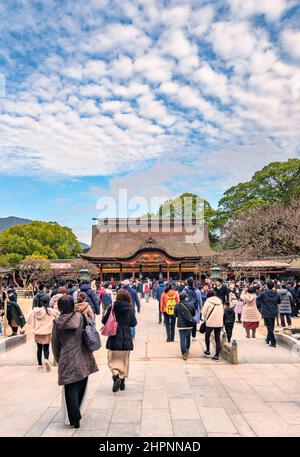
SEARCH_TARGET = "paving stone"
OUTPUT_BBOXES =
[268,401,300,425]
[80,409,113,431]
[26,407,59,437]
[111,406,141,424]
[141,408,173,437]
[198,407,238,434]
[229,394,273,413]
[143,390,169,409]
[242,412,291,437]
[169,399,200,420]
[107,423,141,437]
[172,420,207,437]
[41,422,75,437]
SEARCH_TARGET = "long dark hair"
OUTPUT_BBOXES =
[164,282,173,294]
[116,289,132,303]
[40,295,51,315]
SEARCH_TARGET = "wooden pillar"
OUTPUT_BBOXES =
[120,264,123,281]
[179,264,182,281]
[167,264,170,281]
[99,264,103,283]
[132,263,135,280]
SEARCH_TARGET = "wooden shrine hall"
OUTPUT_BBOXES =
[81,218,214,282]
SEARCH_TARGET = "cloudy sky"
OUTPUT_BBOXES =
[0,0,300,243]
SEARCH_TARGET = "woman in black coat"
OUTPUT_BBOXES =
[102,288,137,392]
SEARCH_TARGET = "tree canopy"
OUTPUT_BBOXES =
[217,158,300,226]
[0,221,81,267]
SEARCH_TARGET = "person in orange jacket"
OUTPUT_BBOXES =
[160,282,179,342]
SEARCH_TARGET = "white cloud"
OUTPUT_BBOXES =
[228,0,292,20]
[210,21,257,60]
[282,29,300,60]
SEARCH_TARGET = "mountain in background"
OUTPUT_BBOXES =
[0,216,90,250]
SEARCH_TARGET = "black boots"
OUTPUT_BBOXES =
[120,378,125,391]
[112,375,122,392]
[112,375,125,392]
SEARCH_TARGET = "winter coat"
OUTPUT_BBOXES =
[223,306,235,325]
[256,289,281,318]
[51,311,99,385]
[202,296,224,328]
[174,300,196,328]
[155,283,165,303]
[214,284,229,304]
[26,307,59,335]
[80,284,100,315]
[277,289,293,314]
[102,300,137,351]
[295,287,300,305]
[7,301,26,328]
[160,290,179,314]
[241,292,260,323]
[50,293,64,310]
[123,285,140,309]
[32,292,50,309]
[229,291,238,308]
[75,301,94,321]
[183,286,202,310]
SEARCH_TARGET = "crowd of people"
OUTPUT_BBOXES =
[0,275,300,429]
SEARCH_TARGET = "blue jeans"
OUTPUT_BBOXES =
[0,318,2,334]
[131,327,136,338]
[179,329,192,354]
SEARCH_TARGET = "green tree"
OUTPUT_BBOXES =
[0,221,81,262]
[217,158,300,226]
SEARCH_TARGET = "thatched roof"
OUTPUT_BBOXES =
[82,219,214,262]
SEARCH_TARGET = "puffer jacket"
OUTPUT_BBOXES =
[241,292,260,323]
[102,300,137,351]
[278,289,293,314]
[51,311,99,385]
[75,301,94,321]
[256,289,281,318]
[201,296,224,328]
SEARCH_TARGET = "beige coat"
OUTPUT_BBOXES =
[202,296,224,328]
[75,301,94,321]
[26,307,60,335]
[241,292,260,323]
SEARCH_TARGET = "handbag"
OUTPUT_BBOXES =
[82,313,101,351]
[100,304,118,337]
[199,305,216,334]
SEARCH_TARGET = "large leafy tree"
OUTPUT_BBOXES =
[148,193,219,246]
[217,159,300,227]
[0,221,81,266]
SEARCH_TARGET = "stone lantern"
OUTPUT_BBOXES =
[211,265,222,281]
[79,268,90,282]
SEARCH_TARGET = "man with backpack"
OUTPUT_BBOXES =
[174,291,196,360]
[155,279,165,324]
[183,277,202,341]
[160,282,179,342]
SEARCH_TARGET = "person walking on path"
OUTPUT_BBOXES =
[223,302,235,343]
[26,295,59,371]
[123,279,140,339]
[160,282,179,342]
[50,286,67,309]
[174,291,196,360]
[143,281,150,303]
[32,283,50,309]
[214,278,229,305]
[257,281,281,348]
[99,283,113,318]
[201,290,224,362]
[75,292,94,321]
[102,289,137,393]
[7,290,26,336]
[183,277,202,341]
[155,279,165,324]
[277,284,293,328]
[51,295,99,429]
[241,287,260,338]
[80,281,100,317]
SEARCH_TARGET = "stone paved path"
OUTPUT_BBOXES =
[1,297,300,437]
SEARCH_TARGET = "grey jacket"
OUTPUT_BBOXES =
[51,311,99,385]
[278,289,294,314]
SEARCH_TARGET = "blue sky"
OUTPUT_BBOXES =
[0,0,300,243]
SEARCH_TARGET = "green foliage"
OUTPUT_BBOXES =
[0,221,81,266]
[217,158,300,226]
